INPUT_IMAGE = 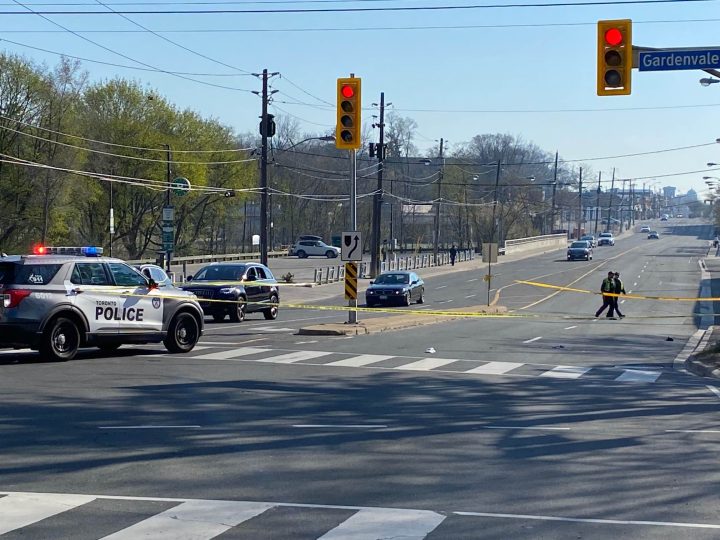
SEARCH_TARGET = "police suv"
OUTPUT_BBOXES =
[0,246,204,361]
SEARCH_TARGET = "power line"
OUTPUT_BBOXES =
[0,0,713,15]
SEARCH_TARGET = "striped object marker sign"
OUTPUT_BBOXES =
[345,262,358,300]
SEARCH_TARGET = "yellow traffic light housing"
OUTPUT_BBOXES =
[597,19,632,96]
[336,77,361,150]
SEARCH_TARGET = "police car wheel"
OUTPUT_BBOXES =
[163,312,200,353]
[40,316,80,361]
[229,298,246,323]
[263,295,279,320]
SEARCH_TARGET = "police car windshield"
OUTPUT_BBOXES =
[193,265,247,281]
[0,262,62,285]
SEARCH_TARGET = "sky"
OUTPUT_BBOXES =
[1,0,720,197]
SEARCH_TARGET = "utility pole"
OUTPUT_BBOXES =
[606,168,615,231]
[550,150,558,235]
[594,171,602,235]
[163,143,173,272]
[631,182,636,226]
[370,92,385,278]
[254,68,278,266]
[577,167,583,240]
[433,137,444,261]
[487,159,502,306]
[620,178,627,232]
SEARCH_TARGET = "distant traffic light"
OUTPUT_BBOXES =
[597,19,632,96]
[336,77,361,150]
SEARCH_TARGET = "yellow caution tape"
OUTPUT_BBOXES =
[515,280,718,302]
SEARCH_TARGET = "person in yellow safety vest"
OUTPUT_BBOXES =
[595,271,617,319]
[612,271,626,319]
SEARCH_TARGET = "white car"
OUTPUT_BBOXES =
[640,226,651,233]
[289,240,340,258]
[597,232,615,246]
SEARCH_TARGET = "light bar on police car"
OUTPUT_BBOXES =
[32,245,103,256]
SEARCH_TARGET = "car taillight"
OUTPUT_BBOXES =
[3,289,31,309]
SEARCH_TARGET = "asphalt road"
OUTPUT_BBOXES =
[3,219,720,539]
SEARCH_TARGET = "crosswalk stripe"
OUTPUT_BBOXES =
[101,500,274,540]
[0,492,96,535]
[194,347,269,360]
[465,362,524,375]
[318,508,446,540]
[258,350,333,364]
[396,358,458,371]
[540,366,592,379]
[326,354,394,367]
[615,369,662,383]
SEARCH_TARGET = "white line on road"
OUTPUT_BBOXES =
[98,426,202,429]
[198,340,267,346]
[707,385,720,400]
[540,366,591,379]
[0,493,96,535]
[666,429,720,434]
[633,282,637,287]
[564,326,577,330]
[436,285,447,289]
[466,362,523,375]
[522,336,542,344]
[294,340,319,345]
[320,508,446,540]
[620,300,626,304]
[293,424,388,429]
[465,294,477,298]
[468,278,479,282]
[454,511,720,529]
[481,426,570,431]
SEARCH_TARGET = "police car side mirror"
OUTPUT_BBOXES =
[187,275,193,281]
[148,279,159,290]
[369,280,374,285]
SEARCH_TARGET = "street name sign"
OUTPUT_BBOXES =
[341,231,362,261]
[638,49,720,71]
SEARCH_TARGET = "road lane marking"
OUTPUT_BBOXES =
[193,347,269,360]
[466,362,523,375]
[0,493,96,535]
[564,326,577,330]
[454,510,720,529]
[615,369,661,383]
[707,385,720,400]
[319,508,446,540]
[326,354,393,367]
[540,366,591,379]
[293,424,388,429]
[98,425,202,429]
[396,358,458,371]
[465,294,477,298]
[666,429,720,434]
[295,340,319,345]
[481,426,571,431]
[102,500,274,540]
[633,282,637,287]
[522,337,542,344]
[257,350,332,364]
[436,285,447,289]
[468,278,479,282]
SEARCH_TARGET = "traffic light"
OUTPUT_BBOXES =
[336,77,361,150]
[597,19,632,96]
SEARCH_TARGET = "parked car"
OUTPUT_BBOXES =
[580,234,597,248]
[660,216,668,221]
[567,240,593,261]
[648,231,660,239]
[597,232,615,246]
[288,239,340,258]
[180,262,279,322]
[640,226,651,233]
[365,271,424,307]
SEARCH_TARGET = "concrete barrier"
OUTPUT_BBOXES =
[503,234,568,256]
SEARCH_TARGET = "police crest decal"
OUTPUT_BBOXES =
[152,297,161,309]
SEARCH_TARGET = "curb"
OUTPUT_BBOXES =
[686,326,719,377]
[297,305,508,336]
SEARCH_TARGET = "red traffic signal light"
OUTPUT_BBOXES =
[597,19,632,96]
[336,77,361,150]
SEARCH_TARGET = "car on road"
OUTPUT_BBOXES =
[136,264,173,287]
[180,262,279,322]
[365,271,425,307]
[597,232,615,246]
[0,246,204,361]
[288,239,340,258]
[580,234,597,248]
[648,231,660,239]
[567,240,593,261]
[640,226,651,233]
[660,216,668,221]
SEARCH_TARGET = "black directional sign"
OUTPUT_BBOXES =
[341,231,362,261]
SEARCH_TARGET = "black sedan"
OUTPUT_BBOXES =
[567,240,593,261]
[181,262,279,322]
[365,271,424,307]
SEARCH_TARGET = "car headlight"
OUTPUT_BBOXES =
[366,290,375,295]
[219,287,235,294]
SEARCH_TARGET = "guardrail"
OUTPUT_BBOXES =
[126,250,288,266]
[310,250,474,285]
[503,234,568,256]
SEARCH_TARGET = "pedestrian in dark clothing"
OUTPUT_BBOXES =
[449,244,457,266]
[595,271,616,319]
[381,240,387,262]
[612,271,626,318]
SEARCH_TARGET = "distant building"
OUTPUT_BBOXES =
[663,186,677,199]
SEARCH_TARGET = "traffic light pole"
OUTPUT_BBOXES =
[349,149,358,324]
[549,151,558,234]
[260,68,269,267]
[370,92,385,278]
[433,138,444,261]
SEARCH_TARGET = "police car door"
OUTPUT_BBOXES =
[107,262,164,332]
[69,261,119,336]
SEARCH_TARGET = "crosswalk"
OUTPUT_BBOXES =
[0,491,445,539]
[181,345,671,384]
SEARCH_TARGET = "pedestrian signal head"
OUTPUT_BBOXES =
[336,77,361,150]
[597,19,632,96]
